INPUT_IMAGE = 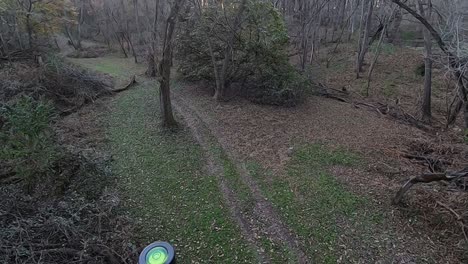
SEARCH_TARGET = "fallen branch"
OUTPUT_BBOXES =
[402,153,452,171]
[393,168,468,204]
[353,102,383,115]
[314,82,348,103]
[111,75,137,93]
[436,201,468,243]
[0,176,22,185]
[39,248,81,256]
[355,101,432,131]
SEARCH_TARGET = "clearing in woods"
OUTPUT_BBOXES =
[72,55,460,263]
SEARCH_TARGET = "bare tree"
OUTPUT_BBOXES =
[417,0,433,122]
[146,0,160,77]
[390,0,468,129]
[356,0,374,78]
[158,0,186,128]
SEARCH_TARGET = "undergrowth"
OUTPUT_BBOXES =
[0,61,137,263]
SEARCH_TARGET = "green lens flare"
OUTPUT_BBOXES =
[146,247,169,264]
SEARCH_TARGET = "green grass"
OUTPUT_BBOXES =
[382,79,398,98]
[401,31,417,43]
[198,135,294,262]
[370,42,396,55]
[68,56,141,79]
[108,82,256,263]
[73,56,257,263]
[72,56,385,262]
[218,151,294,263]
[249,144,381,263]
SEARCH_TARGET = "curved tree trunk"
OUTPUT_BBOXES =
[158,0,186,128]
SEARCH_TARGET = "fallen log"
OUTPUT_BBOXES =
[111,75,137,93]
[393,168,468,204]
[314,82,349,103]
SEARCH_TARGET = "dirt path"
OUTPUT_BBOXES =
[172,97,270,263]
[172,94,309,263]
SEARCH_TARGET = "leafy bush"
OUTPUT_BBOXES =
[0,96,58,192]
[177,0,310,106]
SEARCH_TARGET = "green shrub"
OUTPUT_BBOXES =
[0,96,58,192]
[176,0,309,106]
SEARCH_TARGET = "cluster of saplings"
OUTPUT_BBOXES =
[176,1,310,106]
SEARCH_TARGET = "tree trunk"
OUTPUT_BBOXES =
[147,0,160,77]
[387,9,402,45]
[390,0,468,130]
[158,0,186,128]
[116,33,128,57]
[0,33,8,56]
[356,0,374,78]
[134,0,143,44]
[77,0,84,49]
[25,0,33,48]
[464,102,468,130]
[366,25,386,96]
[418,0,432,122]
[215,0,248,101]
[125,33,138,63]
[9,15,22,50]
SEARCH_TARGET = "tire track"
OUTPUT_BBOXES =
[172,93,309,263]
[172,97,270,263]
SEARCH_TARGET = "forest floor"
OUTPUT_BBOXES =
[71,50,468,263]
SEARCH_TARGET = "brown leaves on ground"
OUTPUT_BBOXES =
[175,76,468,262]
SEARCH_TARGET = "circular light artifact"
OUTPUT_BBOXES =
[139,242,175,264]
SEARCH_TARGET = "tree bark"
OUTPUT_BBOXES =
[158,0,186,128]
[356,0,374,78]
[77,0,84,49]
[134,0,143,44]
[25,0,33,48]
[147,0,160,77]
[0,33,8,56]
[417,0,433,122]
[366,25,386,96]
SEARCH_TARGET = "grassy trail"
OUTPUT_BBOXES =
[73,56,393,263]
[73,57,257,263]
